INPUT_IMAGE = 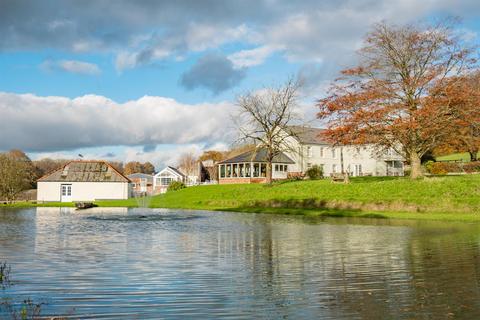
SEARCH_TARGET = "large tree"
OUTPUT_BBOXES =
[317,21,476,178]
[437,72,480,161]
[236,78,301,184]
[0,150,35,202]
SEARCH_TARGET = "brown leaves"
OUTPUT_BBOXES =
[316,20,478,174]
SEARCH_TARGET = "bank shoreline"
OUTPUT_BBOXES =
[2,176,480,223]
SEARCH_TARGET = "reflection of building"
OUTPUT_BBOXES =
[127,173,154,195]
[37,160,131,202]
[217,149,295,184]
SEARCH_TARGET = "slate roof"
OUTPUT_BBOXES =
[127,173,154,183]
[166,166,186,177]
[155,166,186,178]
[287,126,329,145]
[218,149,295,164]
[38,160,130,183]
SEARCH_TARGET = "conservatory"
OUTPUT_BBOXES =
[218,149,294,184]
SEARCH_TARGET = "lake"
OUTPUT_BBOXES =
[1,207,480,319]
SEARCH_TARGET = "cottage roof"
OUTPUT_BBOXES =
[287,126,329,145]
[38,160,130,183]
[218,149,295,164]
[127,173,154,183]
[155,166,186,178]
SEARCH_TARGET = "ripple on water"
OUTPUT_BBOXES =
[1,207,480,319]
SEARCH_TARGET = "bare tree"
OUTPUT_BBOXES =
[177,152,198,177]
[235,78,302,184]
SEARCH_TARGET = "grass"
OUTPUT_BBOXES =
[436,152,479,162]
[97,175,480,222]
[3,175,480,222]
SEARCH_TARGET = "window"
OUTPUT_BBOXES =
[354,164,362,176]
[320,147,324,157]
[245,163,251,177]
[61,184,71,196]
[332,164,337,173]
[253,163,260,177]
[260,163,267,177]
[232,164,238,177]
[275,164,279,171]
[307,146,313,158]
[226,164,232,177]
[220,165,225,178]
[331,148,336,158]
[307,162,312,168]
[161,177,173,185]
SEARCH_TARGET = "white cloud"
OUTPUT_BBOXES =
[0,92,235,152]
[228,45,278,68]
[40,59,101,75]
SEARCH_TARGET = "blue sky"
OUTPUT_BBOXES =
[1,0,479,169]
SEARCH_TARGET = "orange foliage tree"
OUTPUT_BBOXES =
[436,72,480,161]
[317,21,476,178]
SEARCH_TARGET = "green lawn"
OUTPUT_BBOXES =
[436,152,479,162]
[3,175,480,222]
[96,175,480,222]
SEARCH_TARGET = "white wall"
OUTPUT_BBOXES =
[283,140,404,177]
[37,181,130,202]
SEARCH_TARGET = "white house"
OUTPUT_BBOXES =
[153,166,186,193]
[284,126,405,177]
[37,160,131,202]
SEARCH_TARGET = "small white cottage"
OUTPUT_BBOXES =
[153,166,186,194]
[37,160,131,202]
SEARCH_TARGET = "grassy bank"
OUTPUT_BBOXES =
[3,175,480,222]
[98,175,480,222]
[436,152,480,162]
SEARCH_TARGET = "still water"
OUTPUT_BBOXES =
[1,207,480,319]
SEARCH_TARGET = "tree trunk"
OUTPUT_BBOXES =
[266,161,273,184]
[410,151,423,179]
[469,150,478,162]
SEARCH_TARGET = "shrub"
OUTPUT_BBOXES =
[463,161,480,173]
[287,172,304,180]
[305,165,323,180]
[425,162,459,175]
[167,181,186,192]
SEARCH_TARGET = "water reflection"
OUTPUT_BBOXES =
[0,207,480,319]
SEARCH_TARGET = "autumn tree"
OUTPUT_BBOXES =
[108,161,125,174]
[235,78,302,184]
[0,150,35,202]
[142,162,155,174]
[317,21,476,178]
[436,72,480,161]
[198,150,225,163]
[34,158,70,178]
[123,161,156,175]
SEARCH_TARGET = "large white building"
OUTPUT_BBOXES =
[284,126,404,177]
[37,160,131,202]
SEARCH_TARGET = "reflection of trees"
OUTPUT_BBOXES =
[219,215,480,319]
[405,230,480,318]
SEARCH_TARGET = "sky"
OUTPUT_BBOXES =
[1,0,480,170]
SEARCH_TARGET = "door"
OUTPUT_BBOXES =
[61,184,72,202]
